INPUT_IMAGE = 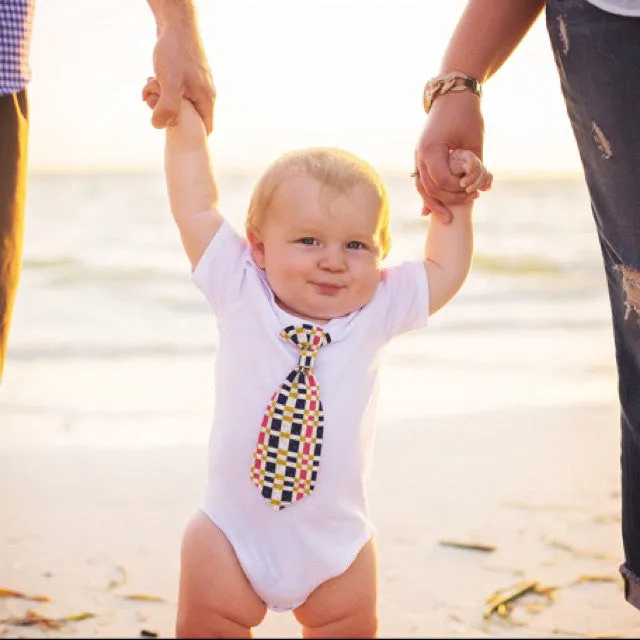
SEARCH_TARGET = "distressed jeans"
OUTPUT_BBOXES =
[546,0,640,611]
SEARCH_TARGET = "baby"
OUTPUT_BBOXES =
[143,77,492,638]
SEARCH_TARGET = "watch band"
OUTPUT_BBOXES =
[423,71,482,114]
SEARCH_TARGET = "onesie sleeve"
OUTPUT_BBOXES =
[379,260,430,339]
[190,220,250,317]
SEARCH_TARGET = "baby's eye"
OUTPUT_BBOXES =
[298,237,318,246]
[346,240,366,250]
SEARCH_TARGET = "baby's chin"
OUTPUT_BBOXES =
[276,298,368,324]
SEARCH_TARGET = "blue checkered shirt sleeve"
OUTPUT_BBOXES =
[0,0,35,95]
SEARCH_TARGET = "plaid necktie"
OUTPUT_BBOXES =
[250,324,331,511]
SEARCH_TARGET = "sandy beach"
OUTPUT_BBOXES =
[2,378,638,638]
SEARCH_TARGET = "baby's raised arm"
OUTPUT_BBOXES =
[143,78,223,269]
[423,149,492,315]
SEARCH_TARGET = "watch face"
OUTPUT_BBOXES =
[463,77,482,96]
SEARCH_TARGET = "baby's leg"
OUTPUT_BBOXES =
[293,538,378,638]
[176,511,267,638]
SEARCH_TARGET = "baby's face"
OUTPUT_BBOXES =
[249,175,385,323]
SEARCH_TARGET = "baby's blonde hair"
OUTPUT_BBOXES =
[245,147,391,259]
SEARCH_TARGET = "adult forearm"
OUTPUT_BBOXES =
[439,0,546,82]
[147,0,198,32]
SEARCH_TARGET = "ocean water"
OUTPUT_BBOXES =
[2,171,619,446]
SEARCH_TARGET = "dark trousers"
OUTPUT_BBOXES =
[546,0,640,610]
[0,89,29,382]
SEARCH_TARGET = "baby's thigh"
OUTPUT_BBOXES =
[176,511,267,638]
[293,538,378,639]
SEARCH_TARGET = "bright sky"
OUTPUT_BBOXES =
[27,0,583,175]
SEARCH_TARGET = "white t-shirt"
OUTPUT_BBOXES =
[190,220,429,609]
[585,0,640,16]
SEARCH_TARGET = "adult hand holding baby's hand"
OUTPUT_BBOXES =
[413,91,485,222]
[143,76,207,150]
[415,148,492,219]
[149,19,215,134]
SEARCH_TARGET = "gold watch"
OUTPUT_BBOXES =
[423,72,482,114]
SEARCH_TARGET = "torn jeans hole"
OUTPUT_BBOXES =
[615,265,640,320]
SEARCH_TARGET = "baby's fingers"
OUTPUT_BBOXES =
[462,168,493,194]
[449,149,489,192]
[142,77,161,109]
[478,170,493,191]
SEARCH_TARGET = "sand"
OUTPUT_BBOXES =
[2,394,639,638]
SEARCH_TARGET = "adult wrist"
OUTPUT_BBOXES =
[423,71,482,115]
[148,0,197,32]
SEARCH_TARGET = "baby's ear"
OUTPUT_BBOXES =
[248,230,266,268]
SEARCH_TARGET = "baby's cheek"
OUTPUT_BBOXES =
[363,269,382,302]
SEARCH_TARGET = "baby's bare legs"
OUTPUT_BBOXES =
[176,511,267,638]
[293,539,378,638]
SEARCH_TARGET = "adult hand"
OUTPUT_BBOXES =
[414,91,485,222]
[151,20,216,134]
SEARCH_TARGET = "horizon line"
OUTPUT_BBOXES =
[27,164,586,182]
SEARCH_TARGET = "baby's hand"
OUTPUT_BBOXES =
[448,148,493,195]
[142,76,161,111]
[142,76,205,146]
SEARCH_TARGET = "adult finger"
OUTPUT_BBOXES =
[413,169,452,223]
[418,161,470,205]
[462,168,494,194]
[419,142,466,194]
[417,160,474,210]
[192,87,216,135]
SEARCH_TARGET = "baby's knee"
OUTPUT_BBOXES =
[299,610,378,639]
[176,604,260,639]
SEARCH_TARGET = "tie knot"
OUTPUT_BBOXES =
[281,324,331,369]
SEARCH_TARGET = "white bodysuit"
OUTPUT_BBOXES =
[191,221,429,611]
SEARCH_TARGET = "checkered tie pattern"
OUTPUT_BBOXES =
[250,324,331,511]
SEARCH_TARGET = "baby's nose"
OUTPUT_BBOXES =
[319,245,346,270]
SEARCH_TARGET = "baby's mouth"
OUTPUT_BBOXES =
[311,282,343,296]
